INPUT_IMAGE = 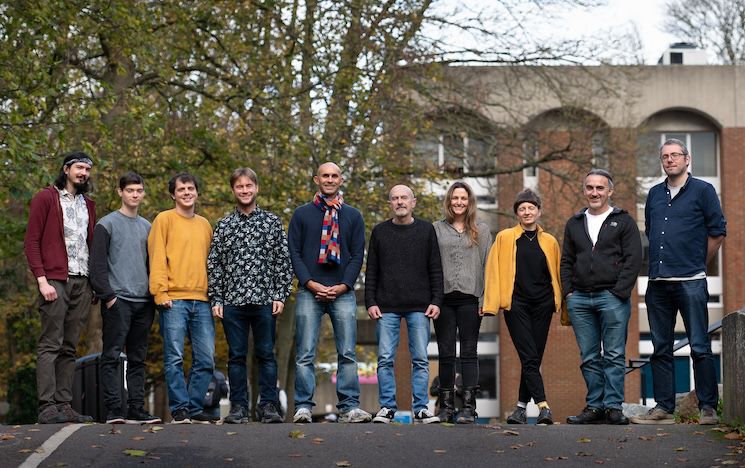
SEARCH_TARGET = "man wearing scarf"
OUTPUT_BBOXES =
[24,151,97,424]
[288,162,371,423]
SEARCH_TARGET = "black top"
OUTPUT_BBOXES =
[364,218,444,312]
[513,232,553,303]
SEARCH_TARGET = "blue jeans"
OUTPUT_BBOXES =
[376,311,431,412]
[159,300,215,415]
[567,290,630,410]
[222,304,278,407]
[646,279,717,412]
[294,287,360,412]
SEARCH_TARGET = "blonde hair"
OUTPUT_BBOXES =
[443,181,479,245]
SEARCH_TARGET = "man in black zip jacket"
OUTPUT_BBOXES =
[561,169,642,426]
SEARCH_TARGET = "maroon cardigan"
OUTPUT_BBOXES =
[24,186,96,281]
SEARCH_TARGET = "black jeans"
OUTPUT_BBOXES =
[100,298,155,411]
[504,297,554,404]
[434,293,482,388]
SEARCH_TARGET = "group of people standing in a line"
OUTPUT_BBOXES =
[23,137,724,428]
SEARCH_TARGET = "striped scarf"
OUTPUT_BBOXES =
[314,192,343,264]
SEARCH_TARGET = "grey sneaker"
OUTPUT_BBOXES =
[38,405,68,424]
[373,407,395,424]
[293,407,312,423]
[339,407,372,423]
[57,403,94,423]
[698,407,718,425]
[629,406,675,425]
[223,405,250,424]
[506,406,527,424]
[414,408,440,424]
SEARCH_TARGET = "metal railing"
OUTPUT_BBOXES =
[625,319,722,406]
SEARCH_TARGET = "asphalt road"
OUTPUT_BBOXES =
[1,420,744,468]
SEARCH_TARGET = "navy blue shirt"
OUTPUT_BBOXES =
[645,174,726,279]
[288,201,365,289]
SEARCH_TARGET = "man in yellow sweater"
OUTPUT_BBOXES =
[148,173,215,424]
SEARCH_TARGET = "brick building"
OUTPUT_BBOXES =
[417,45,741,421]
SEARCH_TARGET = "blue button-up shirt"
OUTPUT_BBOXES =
[645,174,726,279]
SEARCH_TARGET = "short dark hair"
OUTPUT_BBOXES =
[119,172,144,190]
[585,168,614,189]
[168,173,199,195]
[229,167,259,187]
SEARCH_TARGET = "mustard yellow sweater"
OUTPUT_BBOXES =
[482,224,563,316]
[148,209,212,304]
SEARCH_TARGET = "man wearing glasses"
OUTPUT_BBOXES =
[631,138,726,425]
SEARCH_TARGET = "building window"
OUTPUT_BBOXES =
[670,52,683,64]
[414,131,496,175]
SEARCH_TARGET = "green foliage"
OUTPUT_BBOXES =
[6,359,37,424]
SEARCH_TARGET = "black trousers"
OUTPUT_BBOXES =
[433,293,482,388]
[504,297,554,404]
[100,298,155,411]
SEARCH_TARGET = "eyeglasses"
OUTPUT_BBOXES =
[660,152,686,161]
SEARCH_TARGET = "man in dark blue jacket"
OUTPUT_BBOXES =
[561,169,642,425]
[288,162,371,423]
[631,139,725,426]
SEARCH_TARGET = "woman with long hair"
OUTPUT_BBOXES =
[433,181,492,423]
[483,188,562,425]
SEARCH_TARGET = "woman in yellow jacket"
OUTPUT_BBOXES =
[483,188,562,425]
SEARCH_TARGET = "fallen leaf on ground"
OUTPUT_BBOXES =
[594,460,605,464]
[90,445,102,448]
[675,458,688,462]
[312,437,324,444]
[147,456,161,460]
[575,451,593,457]
[0,434,16,440]
[502,430,520,436]
[226,432,237,436]
[725,432,745,440]
[441,423,455,427]
[27,429,40,432]
[109,428,121,434]
[433,449,447,454]
[131,436,145,441]
[144,426,164,433]
[692,431,704,435]
[638,436,655,441]
[123,449,147,457]
[18,449,32,453]
[289,430,306,439]
[578,437,591,443]
[336,461,352,467]
[224,458,234,462]
[494,449,505,453]
[364,431,373,434]
[288,453,303,458]
[720,460,738,465]
[673,447,687,452]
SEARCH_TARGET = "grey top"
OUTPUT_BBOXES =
[433,220,492,307]
[89,210,151,303]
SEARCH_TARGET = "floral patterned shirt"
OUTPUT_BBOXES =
[58,187,90,276]
[208,207,293,306]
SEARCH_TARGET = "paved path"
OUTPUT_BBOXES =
[1,421,744,467]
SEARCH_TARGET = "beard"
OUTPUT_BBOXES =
[73,180,90,194]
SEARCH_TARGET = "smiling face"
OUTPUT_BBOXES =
[314,162,343,197]
[232,175,258,211]
[388,184,416,223]
[172,179,198,212]
[118,183,145,210]
[449,187,470,218]
[584,174,613,215]
[516,202,540,230]
[64,162,91,192]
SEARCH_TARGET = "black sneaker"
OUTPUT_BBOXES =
[567,406,605,425]
[191,411,219,424]
[106,410,126,424]
[537,407,554,425]
[223,405,249,424]
[506,406,527,424]
[57,403,94,423]
[258,402,283,424]
[126,407,162,424]
[373,407,395,424]
[605,408,629,425]
[38,405,68,424]
[170,408,191,424]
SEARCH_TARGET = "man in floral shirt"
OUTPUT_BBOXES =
[208,167,293,423]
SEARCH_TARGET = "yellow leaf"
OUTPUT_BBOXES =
[578,437,591,443]
[502,430,520,436]
[336,462,352,467]
[673,447,687,452]
[289,430,305,439]
[123,449,147,457]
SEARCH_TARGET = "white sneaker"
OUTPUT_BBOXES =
[339,407,372,423]
[373,407,395,424]
[293,407,312,423]
[415,408,440,424]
